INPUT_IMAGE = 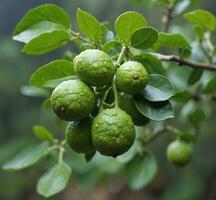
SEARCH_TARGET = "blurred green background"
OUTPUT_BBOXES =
[0,0,216,200]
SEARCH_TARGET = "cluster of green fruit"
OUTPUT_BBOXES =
[50,49,149,157]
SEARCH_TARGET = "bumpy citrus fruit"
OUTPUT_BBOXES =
[167,140,192,167]
[73,49,116,86]
[66,117,95,153]
[51,80,96,121]
[116,61,149,94]
[119,93,149,126]
[92,108,135,157]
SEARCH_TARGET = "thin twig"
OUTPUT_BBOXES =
[151,53,216,71]
[162,3,175,32]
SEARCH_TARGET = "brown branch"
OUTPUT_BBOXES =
[152,53,216,71]
[162,4,175,32]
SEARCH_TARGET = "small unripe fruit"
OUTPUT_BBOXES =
[66,117,95,154]
[73,49,116,86]
[92,108,135,157]
[167,140,192,167]
[50,80,96,121]
[116,61,149,94]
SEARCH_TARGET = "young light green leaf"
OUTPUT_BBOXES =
[155,32,191,56]
[22,31,70,55]
[13,4,71,42]
[37,162,71,198]
[184,9,216,31]
[131,27,158,49]
[188,69,203,85]
[141,74,174,102]
[115,11,147,44]
[33,125,54,142]
[20,85,49,97]
[125,152,157,190]
[2,143,49,171]
[134,97,174,121]
[76,8,102,42]
[13,21,68,44]
[30,60,74,88]
[132,52,166,75]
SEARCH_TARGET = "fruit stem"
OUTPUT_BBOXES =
[70,30,97,47]
[58,147,65,163]
[112,76,119,108]
[115,46,127,67]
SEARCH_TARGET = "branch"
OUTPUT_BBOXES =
[162,4,175,32]
[152,53,216,71]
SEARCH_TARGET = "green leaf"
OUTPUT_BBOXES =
[29,60,74,88]
[177,131,196,143]
[2,143,49,171]
[188,69,203,85]
[184,9,216,31]
[155,32,191,55]
[202,75,216,94]
[13,21,68,44]
[102,40,122,56]
[172,90,192,103]
[22,31,70,55]
[115,11,147,44]
[13,4,71,43]
[141,74,174,102]
[131,27,158,49]
[131,51,166,75]
[76,8,102,42]
[134,97,174,121]
[20,85,49,97]
[33,125,54,142]
[188,108,205,125]
[125,152,157,190]
[37,162,71,198]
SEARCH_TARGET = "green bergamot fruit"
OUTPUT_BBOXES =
[51,80,96,121]
[119,93,149,126]
[66,117,95,153]
[92,107,135,157]
[116,61,149,94]
[73,49,116,86]
[166,140,192,167]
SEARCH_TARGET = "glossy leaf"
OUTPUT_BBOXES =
[37,162,71,198]
[132,51,166,75]
[141,74,174,102]
[131,27,158,49]
[33,125,54,142]
[22,31,69,55]
[3,143,49,171]
[134,97,174,121]
[155,32,191,55]
[125,152,157,190]
[76,8,102,42]
[115,11,147,44]
[184,9,216,31]
[29,60,74,88]
[13,4,71,43]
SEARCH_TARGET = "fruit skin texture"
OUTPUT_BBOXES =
[116,61,149,94]
[92,108,135,157]
[119,93,149,126]
[66,117,95,153]
[167,140,192,167]
[51,80,96,121]
[73,49,116,86]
